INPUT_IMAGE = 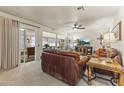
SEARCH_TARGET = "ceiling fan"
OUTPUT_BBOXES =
[77,6,85,11]
[72,23,85,30]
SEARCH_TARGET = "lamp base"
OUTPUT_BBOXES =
[105,58,113,63]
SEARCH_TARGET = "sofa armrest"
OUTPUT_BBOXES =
[76,56,88,69]
[113,55,123,66]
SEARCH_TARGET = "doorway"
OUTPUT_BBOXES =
[19,28,35,63]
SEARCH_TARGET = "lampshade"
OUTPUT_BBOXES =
[102,32,116,44]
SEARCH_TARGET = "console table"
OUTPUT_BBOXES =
[87,57,124,86]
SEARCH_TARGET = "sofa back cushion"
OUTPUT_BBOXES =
[59,51,80,61]
[44,49,80,61]
[44,49,58,54]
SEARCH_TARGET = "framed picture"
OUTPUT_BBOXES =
[111,21,121,41]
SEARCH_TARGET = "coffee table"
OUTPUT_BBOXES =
[87,57,124,86]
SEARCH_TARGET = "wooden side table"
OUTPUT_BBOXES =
[87,58,124,86]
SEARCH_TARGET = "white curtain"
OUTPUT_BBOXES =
[0,16,19,69]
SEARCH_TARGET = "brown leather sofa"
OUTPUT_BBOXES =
[41,49,89,85]
[94,48,123,76]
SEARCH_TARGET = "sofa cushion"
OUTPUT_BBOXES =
[67,51,80,61]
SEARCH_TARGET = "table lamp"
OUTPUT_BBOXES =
[102,32,116,63]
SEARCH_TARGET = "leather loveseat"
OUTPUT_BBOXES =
[41,49,89,85]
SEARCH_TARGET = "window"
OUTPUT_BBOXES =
[57,34,65,49]
[42,32,56,48]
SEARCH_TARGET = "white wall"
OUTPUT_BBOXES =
[111,7,124,66]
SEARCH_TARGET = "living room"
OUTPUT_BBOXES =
[41,6,124,86]
[0,5,124,87]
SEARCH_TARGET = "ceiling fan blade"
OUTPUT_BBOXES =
[78,25,82,27]
[78,27,85,29]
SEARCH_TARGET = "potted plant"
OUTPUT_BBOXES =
[44,44,50,49]
[76,39,82,46]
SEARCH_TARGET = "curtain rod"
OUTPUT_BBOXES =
[20,22,40,28]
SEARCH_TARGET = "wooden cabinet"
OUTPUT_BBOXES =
[75,46,93,55]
